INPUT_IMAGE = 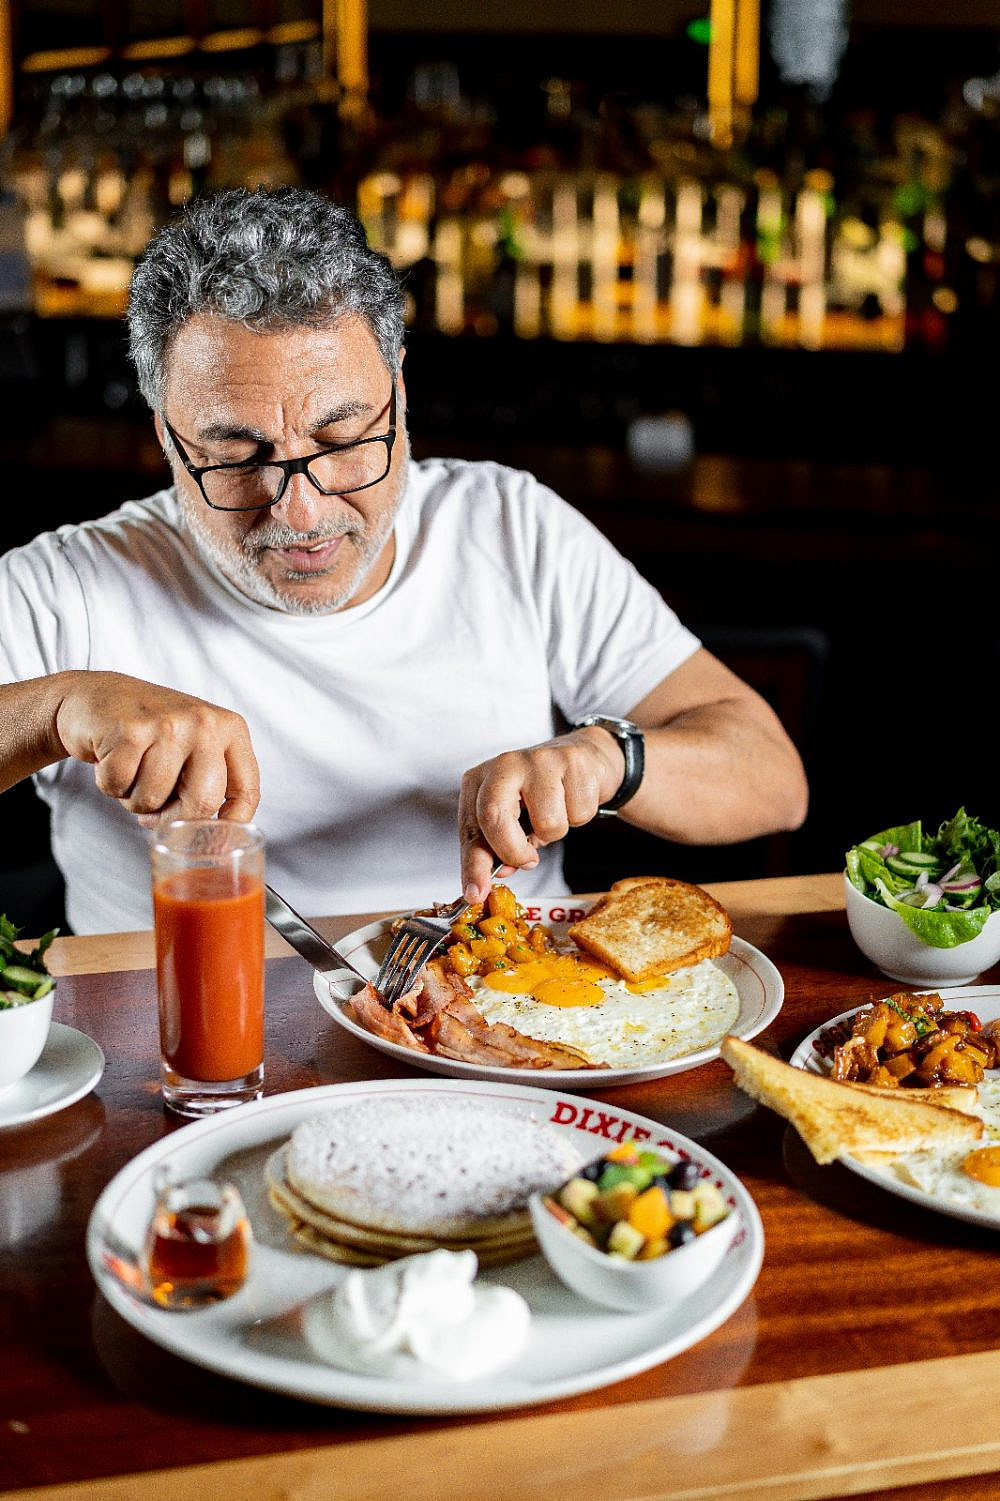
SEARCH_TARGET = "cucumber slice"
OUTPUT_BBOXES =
[0,964,49,995]
[898,851,942,868]
[886,855,943,879]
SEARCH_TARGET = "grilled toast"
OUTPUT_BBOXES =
[720,1035,984,1165]
[568,877,732,982]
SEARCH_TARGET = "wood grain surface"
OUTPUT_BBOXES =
[5,873,1000,1501]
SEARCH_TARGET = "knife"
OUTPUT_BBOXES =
[264,884,368,993]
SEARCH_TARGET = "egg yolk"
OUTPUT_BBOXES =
[481,953,616,1007]
[626,974,672,994]
[962,1145,1000,1187]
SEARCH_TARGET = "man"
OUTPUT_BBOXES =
[0,188,807,933]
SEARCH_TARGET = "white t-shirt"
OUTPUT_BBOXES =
[0,458,699,932]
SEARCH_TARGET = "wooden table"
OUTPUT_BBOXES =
[5,873,1000,1501]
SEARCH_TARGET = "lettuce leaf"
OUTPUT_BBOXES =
[873,878,992,947]
[845,807,1000,948]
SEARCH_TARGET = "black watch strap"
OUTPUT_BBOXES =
[573,715,646,816]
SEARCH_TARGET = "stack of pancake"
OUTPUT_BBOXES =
[266,1094,584,1267]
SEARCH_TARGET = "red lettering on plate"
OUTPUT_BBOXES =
[629,1126,652,1143]
[590,1111,620,1140]
[550,1101,578,1126]
[567,908,586,922]
[577,1108,594,1131]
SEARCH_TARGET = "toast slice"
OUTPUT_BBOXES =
[720,1035,984,1165]
[569,878,732,982]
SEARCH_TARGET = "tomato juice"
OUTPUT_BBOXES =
[154,868,265,1083]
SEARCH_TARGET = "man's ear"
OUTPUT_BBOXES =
[153,412,166,451]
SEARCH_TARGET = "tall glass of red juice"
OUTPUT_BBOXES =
[151,820,265,1117]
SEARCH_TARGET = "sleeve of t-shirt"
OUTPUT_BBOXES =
[0,532,91,685]
[515,471,701,721]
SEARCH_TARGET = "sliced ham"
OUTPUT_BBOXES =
[346,983,431,1052]
[350,960,601,1070]
[428,994,598,1069]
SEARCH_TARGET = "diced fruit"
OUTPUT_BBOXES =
[668,1159,700,1192]
[607,1220,645,1259]
[592,1183,639,1223]
[558,1177,600,1226]
[606,1142,640,1163]
[627,1185,672,1241]
[669,1189,696,1220]
[692,1183,728,1231]
[637,1236,669,1261]
[542,1196,576,1228]
[669,1221,697,1248]
[570,1223,598,1247]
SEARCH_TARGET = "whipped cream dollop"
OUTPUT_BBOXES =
[302,1249,531,1381]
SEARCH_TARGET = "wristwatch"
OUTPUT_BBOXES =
[573,715,645,816]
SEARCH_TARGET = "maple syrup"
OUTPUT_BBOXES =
[143,1172,251,1310]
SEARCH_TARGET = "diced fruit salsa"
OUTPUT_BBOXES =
[0,914,57,1010]
[542,1140,729,1262]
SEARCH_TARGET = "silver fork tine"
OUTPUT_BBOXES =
[381,930,442,1005]
[373,857,508,1003]
[379,934,424,1002]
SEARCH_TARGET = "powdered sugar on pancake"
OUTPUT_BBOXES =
[287,1096,584,1236]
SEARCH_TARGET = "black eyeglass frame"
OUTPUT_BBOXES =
[162,384,397,511]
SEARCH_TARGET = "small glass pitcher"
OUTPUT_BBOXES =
[142,1168,252,1310]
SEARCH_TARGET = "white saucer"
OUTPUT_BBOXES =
[0,1022,105,1129]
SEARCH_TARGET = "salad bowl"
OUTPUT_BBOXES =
[843,810,1000,988]
[843,874,1000,987]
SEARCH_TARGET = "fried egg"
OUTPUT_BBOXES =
[890,1075,1000,1212]
[468,951,740,1067]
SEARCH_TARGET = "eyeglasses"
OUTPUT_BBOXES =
[163,386,397,511]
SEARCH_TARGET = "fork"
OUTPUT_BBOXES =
[373,858,504,1005]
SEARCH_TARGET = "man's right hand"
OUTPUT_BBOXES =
[51,670,260,824]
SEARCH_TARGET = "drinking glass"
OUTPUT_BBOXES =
[151,819,265,1117]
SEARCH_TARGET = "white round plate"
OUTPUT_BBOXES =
[312,898,783,1089]
[0,1022,104,1130]
[87,1078,764,1414]
[790,986,1000,1230]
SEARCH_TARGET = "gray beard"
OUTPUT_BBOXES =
[176,452,406,616]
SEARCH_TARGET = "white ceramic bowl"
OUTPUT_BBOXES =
[843,872,1000,988]
[528,1189,739,1314]
[0,993,54,1094]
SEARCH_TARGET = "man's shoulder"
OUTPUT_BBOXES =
[3,489,184,574]
[408,455,567,522]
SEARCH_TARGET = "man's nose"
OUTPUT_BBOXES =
[271,468,327,530]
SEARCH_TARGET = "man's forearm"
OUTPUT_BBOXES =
[0,672,79,792]
[620,700,809,845]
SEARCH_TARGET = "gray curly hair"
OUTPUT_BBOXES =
[127,186,405,409]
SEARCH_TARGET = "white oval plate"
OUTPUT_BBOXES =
[0,1022,105,1130]
[790,986,1000,1230]
[312,898,783,1089]
[87,1078,763,1414]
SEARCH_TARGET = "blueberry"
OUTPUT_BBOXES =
[651,1174,672,1194]
[668,1160,700,1191]
[669,1220,697,1248]
[581,1159,605,1182]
